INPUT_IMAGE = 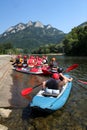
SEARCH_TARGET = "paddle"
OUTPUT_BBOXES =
[78,80,87,85]
[21,83,42,96]
[65,64,79,73]
[43,64,79,75]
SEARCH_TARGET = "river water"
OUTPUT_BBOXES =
[1,56,87,130]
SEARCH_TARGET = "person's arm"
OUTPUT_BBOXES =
[42,81,46,89]
[59,73,73,82]
[67,77,73,82]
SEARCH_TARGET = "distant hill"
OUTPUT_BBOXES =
[63,21,87,56]
[78,21,87,27]
[0,21,66,50]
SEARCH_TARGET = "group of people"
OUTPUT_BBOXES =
[12,55,48,68]
[12,54,59,71]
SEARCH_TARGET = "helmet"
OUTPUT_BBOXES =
[24,56,27,59]
[17,55,20,58]
[52,57,56,61]
[52,73,59,79]
[58,67,64,73]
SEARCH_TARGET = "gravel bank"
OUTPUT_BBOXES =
[0,55,13,130]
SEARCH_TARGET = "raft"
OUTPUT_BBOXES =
[30,74,72,111]
[13,66,43,75]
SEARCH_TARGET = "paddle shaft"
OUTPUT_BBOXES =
[33,83,42,89]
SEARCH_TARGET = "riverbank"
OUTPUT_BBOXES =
[30,53,65,56]
[0,55,13,130]
[0,55,30,130]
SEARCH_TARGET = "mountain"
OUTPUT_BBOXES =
[78,21,87,27]
[0,21,66,50]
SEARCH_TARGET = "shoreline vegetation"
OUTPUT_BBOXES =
[31,53,65,56]
[0,53,65,57]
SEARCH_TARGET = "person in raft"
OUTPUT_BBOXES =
[12,55,22,68]
[22,55,28,68]
[42,68,73,94]
[49,57,59,73]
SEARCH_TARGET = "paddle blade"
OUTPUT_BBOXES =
[78,80,87,85]
[65,64,79,72]
[21,88,33,96]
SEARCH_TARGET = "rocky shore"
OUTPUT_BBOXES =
[0,55,32,130]
[0,55,13,130]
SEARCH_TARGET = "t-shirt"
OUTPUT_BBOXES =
[46,78,59,90]
[50,61,58,68]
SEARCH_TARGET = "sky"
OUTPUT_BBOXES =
[0,0,87,34]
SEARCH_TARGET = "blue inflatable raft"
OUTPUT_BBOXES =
[30,75,72,111]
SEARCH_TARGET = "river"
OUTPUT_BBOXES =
[1,56,87,130]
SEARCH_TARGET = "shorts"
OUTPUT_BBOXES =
[45,88,60,94]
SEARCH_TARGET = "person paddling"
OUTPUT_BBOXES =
[42,68,73,93]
